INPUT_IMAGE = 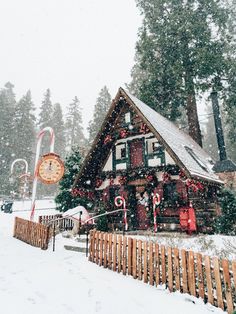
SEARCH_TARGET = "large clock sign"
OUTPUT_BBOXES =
[37,153,65,184]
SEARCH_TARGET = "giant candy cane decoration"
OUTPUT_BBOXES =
[153,193,161,233]
[30,127,55,221]
[115,196,128,231]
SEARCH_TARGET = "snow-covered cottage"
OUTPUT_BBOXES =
[73,88,223,233]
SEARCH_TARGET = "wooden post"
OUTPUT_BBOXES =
[161,245,166,285]
[181,249,188,294]
[149,242,154,286]
[108,233,112,269]
[104,233,108,268]
[167,247,173,292]
[138,240,142,281]
[113,234,117,271]
[173,248,180,291]
[118,235,122,273]
[232,261,236,288]
[213,257,224,310]
[132,239,137,279]
[128,237,133,275]
[122,236,127,275]
[204,255,214,305]
[99,232,104,267]
[188,251,196,297]
[143,241,148,284]
[221,259,234,314]
[95,231,100,265]
[155,243,160,286]
[196,253,204,299]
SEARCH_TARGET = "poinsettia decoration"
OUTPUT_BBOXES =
[119,129,129,138]
[140,123,149,134]
[104,134,112,144]
[186,179,204,193]
[118,175,127,185]
[95,178,103,188]
[71,188,95,199]
[179,169,187,180]
[162,172,171,183]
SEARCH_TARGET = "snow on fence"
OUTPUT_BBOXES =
[39,214,74,231]
[89,230,236,314]
[13,217,50,250]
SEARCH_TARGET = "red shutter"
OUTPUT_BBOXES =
[130,140,144,168]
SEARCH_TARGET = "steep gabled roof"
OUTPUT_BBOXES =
[74,88,222,187]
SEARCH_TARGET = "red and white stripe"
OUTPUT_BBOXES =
[30,127,55,221]
[115,196,128,231]
[153,193,161,233]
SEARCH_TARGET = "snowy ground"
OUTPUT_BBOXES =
[0,201,226,314]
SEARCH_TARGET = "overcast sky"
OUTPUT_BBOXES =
[0,0,142,135]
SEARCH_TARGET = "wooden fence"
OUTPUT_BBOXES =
[39,214,74,231]
[13,217,50,250]
[89,231,236,314]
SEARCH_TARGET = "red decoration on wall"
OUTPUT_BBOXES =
[179,169,187,180]
[95,178,103,188]
[186,179,204,193]
[118,175,127,185]
[119,129,128,138]
[140,123,149,134]
[104,134,112,144]
[146,174,154,182]
[109,176,114,185]
[71,188,94,199]
[162,172,171,183]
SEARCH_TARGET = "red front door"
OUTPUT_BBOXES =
[129,139,144,168]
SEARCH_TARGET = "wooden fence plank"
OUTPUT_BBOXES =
[143,241,148,284]
[99,233,104,267]
[128,237,132,275]
[104,233,108,268]
[173,248,180,291]
[221,259,233,314]
[95,232,99,265]
[232,261,236,286]
[118,235,122,273]
[188,251,196,297]
[132,239,137,279]
[155,243,160,286]
[108,233,112,269]
[138,240,142,281]
[204,255,214,305]
[181,249,188,294]
[122,236,127,275]
[167,247,173,292]
[113,234,117,271]
[149,242,154,286]
[213,257,224,310]
[196,253,204,299]
[161,245,166,285]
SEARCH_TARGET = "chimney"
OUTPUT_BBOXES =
[211,91,236,189]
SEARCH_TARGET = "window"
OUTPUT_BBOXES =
[125,112,131,124]
[152,142,162,153]
[116,144,126,160]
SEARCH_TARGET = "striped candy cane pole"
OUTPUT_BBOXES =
[115,196,128,231]
[30,127,55,221]
[153,193,160,233]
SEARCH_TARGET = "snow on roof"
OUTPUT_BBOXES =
[124,90,222,184]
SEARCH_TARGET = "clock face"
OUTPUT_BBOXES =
[37,153,64,184]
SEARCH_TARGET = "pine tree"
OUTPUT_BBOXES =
[129,0,231,147]
[88,86,111,144]
[51,103,66,159]
[38,89,53,155]
[214,188,236,235]
[65,96,85,151]
[55,146,84,212]
[0,82,17,195]
[13,90,36,167]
